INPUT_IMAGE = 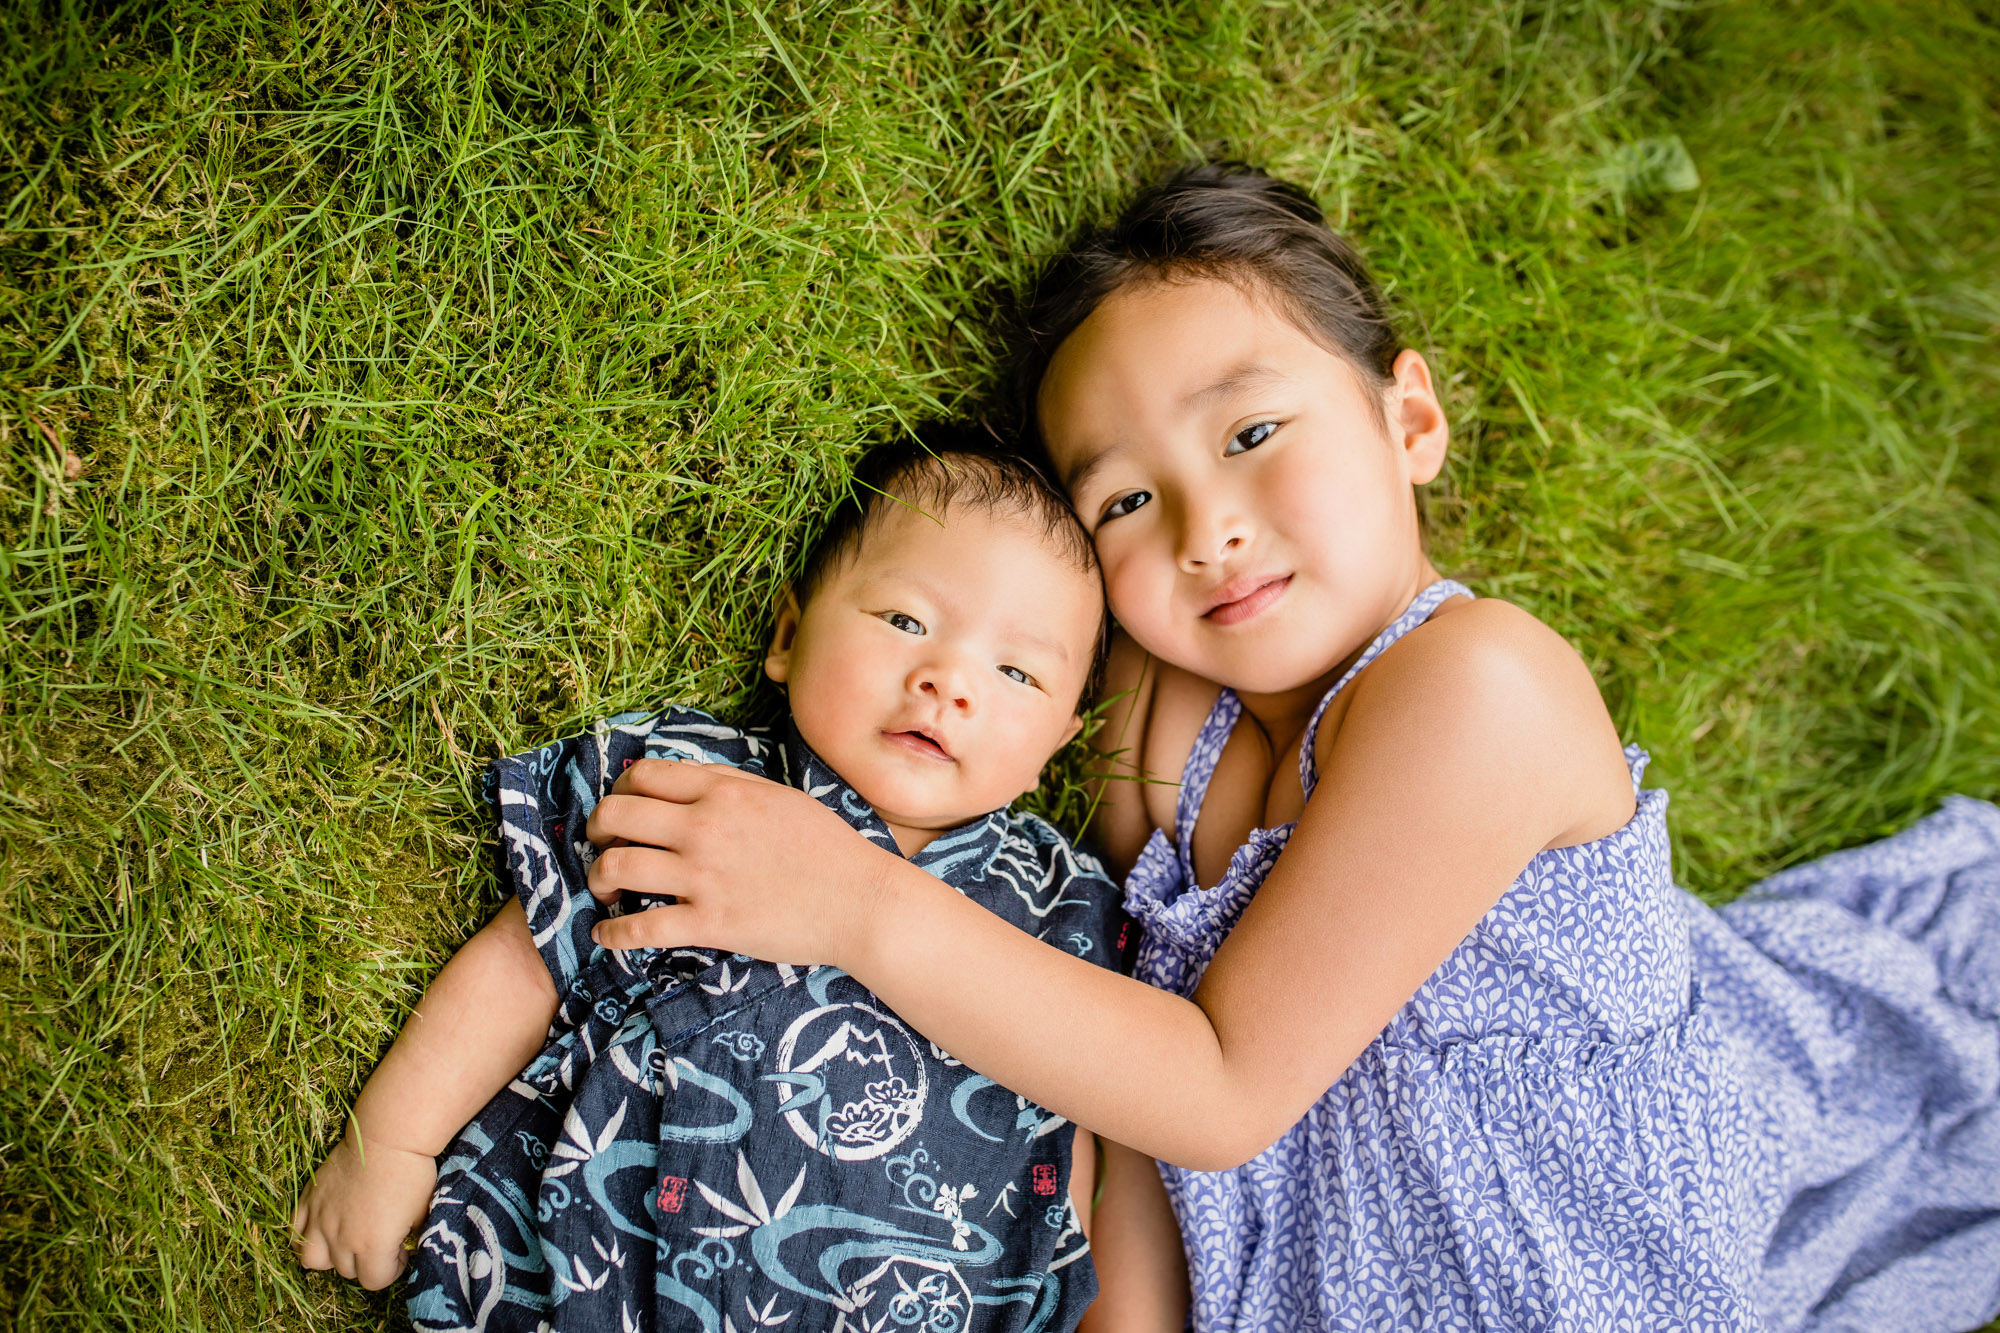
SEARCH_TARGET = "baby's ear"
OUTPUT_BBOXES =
[764,586,803,685]
[1023,719,1085,796]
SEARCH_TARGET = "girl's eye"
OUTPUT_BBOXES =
[882,612,925,635]
[1101,490,1152,523]
[1224,422,1276,457]
[998,665,1035,687]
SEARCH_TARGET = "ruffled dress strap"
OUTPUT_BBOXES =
[1124,580,1479,997]
[1298,579,1475,798]
[1173,687,1244,889]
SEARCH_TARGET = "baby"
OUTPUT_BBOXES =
[292,434,1135,1332]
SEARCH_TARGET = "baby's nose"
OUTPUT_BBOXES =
[917,669,976,712]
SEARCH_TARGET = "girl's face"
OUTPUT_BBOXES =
[1038,276,1449,699]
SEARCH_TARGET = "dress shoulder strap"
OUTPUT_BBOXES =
[1298,580,1475,798]
[1173,688,1243,888]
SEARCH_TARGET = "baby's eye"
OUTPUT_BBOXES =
[1101,490,1152,523]
[881,612,926,635]
[998,665,1035,687]
[1224,422,1276,457]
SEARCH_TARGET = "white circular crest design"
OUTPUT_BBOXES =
[770,1001,929,1161]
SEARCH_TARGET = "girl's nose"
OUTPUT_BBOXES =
[1176,495,1250,571]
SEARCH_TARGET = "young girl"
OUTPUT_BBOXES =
[580,164,2000,1332]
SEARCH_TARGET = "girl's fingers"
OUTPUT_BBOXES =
[592,902,698,952]
[587,760,788,847]
[333,1246,358,1282]
[588,758,787,839]
[585,842,680,903]
[614,756,774,797]
[585,791,684,850]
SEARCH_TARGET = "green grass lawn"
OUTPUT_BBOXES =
[3,0,1996,1326]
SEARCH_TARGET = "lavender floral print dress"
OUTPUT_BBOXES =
[1125,580,2000,1332]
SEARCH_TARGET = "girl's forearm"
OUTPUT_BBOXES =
[847,859,1255,1170]
[350,899,557,1158]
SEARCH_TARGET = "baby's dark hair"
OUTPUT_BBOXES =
[1010,161,1401,465]
[794,426,1109,706]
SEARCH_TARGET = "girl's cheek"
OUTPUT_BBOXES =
[1101,558,1160,635]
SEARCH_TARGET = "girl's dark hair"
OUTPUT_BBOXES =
[1010,161,1401,469]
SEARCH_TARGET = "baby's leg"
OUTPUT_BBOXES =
[1076,1136,1189,1332]
[1070,1124,1097,1236]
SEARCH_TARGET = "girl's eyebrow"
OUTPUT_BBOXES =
[1182,361,1285,411]
[1063,446,1122,497]
[1065,362,1285,495]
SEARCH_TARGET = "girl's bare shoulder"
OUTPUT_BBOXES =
[1328,596,1635,848]
[1392,595,1598,691]
[1349,594,1601,701]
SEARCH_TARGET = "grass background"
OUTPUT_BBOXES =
[3,0,1997,1326]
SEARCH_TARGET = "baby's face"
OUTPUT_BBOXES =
[765,500,1100,849]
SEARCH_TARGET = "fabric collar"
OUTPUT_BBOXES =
[777,716,1011,884]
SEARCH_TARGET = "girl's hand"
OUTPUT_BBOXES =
[583,759,901,967]
[291,1125,436,1289]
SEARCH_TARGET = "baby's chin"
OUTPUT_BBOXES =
[850,787,996,834]
[795,719,1048,831]
[844,768,1041,836]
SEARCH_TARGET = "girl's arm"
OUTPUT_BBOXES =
[1075,643,1191,1329]
[586,602,1631,1168]
[291,898,556,1289]
[1084,631,1166,878]
[1077,1137,1190,1333]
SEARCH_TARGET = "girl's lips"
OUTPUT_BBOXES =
[883,729,954,762]
[1203,574,1292,626]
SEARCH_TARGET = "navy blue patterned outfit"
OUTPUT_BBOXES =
[408,706,1127,1333]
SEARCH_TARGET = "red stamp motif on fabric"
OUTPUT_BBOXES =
[1032,1164,1058,1196]
[658,1175,688,1214]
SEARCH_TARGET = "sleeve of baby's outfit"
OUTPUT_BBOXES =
[485,705,767,995]
[1013,814,1138,975]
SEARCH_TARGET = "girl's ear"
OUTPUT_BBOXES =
[764,586,803,685]
[1386,349,1450,486]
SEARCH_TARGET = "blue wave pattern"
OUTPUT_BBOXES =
[409,706,1127,1333]
[1125,581,2000,1332]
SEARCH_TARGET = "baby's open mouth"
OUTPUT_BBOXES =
[884,729,953,761]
